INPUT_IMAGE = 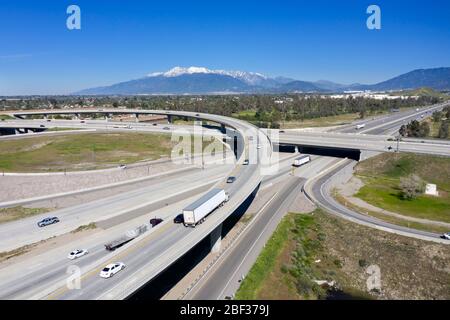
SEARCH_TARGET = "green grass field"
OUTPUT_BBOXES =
[0,132,225,172]
[0,132,175,172]
[355,153,450,223]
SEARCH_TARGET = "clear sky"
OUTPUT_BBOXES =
[1,0,449,95]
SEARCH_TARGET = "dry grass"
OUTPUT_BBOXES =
[0,206,51,224]
[238,210,450,300]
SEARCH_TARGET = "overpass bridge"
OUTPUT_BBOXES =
[273,130,450,160]
[2,109,274,300]
[2,107,449,299]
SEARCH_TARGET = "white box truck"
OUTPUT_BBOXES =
[293,155,311,167]
[183,188,229,227]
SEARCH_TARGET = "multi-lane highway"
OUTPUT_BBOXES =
[0,103,448,300]
[0,153,298,300]
[303,103,450,243]
[0,109,275,300]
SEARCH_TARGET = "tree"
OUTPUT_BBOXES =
[399,174,425,200]
[399,125,407,137]
[418,121,430,137]
[402,120,430,138]
[438,121,449,139]
[432,111,442,122]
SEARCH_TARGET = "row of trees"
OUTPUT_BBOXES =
[1,94,444,128]
[432,106,450,139]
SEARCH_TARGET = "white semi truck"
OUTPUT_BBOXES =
[293,155,311,167]
[183,188,229,227]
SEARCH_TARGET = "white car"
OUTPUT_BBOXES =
[67,249,88,260]
[441,232,450,240]
[100,262,126,278]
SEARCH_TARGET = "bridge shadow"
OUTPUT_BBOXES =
[278,144,361,161]
[127,184,260,300]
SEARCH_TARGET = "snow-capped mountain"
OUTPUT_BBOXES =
[148,66,273,87]
[74,66,450,95]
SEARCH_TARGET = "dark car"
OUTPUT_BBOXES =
[163,127,170,130]
[37,217,60,227]
[173,214,184,224]
[226,176,236,183]
[150,218,163,227]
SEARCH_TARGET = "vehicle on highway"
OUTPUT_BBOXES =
[118,164,127,169]
[99,262,125,278]
[67,249,89,260]
[173,214,184,224]
[37,217,60,227]
[46,119,51,122]
[441,232,450,240]
[152,123,157,126]
[279,130,285,133]
[80,120,85,123]
[293,155,311,167]
[256,144,262,149]
[226,176,236,183]
[355,124,366,130]
[39,124,45,128]
[243,159,249,165]
[163,126,170,130]
[183,188,229,227]
[150,218,163,227]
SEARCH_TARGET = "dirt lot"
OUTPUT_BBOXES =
[241,210,450,300]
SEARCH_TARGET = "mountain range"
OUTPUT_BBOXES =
[75,67,450,95]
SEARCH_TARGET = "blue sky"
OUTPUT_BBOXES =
[1,0,449,95]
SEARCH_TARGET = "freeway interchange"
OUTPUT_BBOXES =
[0,103,448,300]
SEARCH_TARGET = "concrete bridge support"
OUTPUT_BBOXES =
[167,115,173,124]
[135,113,140,123]
[210,223,223,253]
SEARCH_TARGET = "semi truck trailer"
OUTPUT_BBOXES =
[183,188,229,227]
[293,155,311,167]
